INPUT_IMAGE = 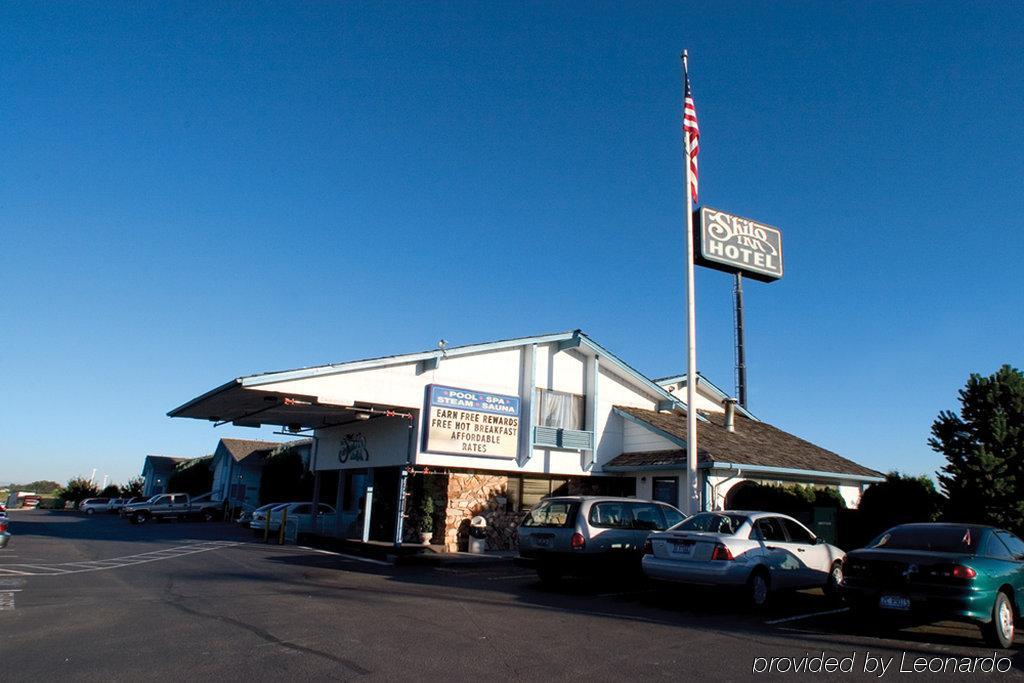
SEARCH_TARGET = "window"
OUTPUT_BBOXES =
[520,476,569,510]
[660,505,686,529]
[317,504,335,514]
[630,503,666,531]
[677,512,747,534]
[869,525,980,552]
[651,477,679,507]
[754,518,787,542]
[983,533,1014,560]
[996,531,1024,560]
[782,518,816,545]
[589,502,629,528]
[521,500,579,528]
[292,504,312,515]
[536,389,585,430]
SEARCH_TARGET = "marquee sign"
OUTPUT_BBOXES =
[424,385,521,459]
[695,207,783,282]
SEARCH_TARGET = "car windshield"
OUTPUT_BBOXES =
[522,500,578,528]
[673,512,747,534]
[870,525,981,553]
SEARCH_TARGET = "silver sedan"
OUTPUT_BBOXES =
[642,510,845,607]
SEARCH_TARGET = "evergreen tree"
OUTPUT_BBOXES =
[931,364,1024,531]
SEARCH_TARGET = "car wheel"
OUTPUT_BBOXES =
[536,565,563,586]
[86,508,95,515]
[982,591,1015,649]
[747,568,771,609]
[824,561,843,600]
[202,510,215,522]
[134,512,148,525]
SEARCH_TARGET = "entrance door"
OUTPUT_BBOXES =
[652,477,679,508]
[369,467,399,542]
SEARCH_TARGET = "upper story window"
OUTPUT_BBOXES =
[536,389,585,430]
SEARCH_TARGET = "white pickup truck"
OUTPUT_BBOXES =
[123,493,222,524]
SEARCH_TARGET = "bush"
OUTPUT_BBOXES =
[856,472,943,537]
[120,476,144,498]
[58,477,99,506]
[728,482,846,517]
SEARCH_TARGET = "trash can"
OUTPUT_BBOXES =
[468,515,487,554]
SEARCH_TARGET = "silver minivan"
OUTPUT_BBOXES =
[516,496,686,583]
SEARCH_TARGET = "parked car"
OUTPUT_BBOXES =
[79,498,111,515]
[119,497,153,517]
[843,523,1024,648]
[250,503,290,535]
[0,517,9,549]
[107,498,127,513]
[268,502,337,536]
[122,493,222,524]
[642,510,845,607]
[516,496,686,583]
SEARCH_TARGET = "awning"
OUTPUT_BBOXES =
[168,380,414,431]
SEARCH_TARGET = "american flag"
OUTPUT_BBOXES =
[683,72,700,203]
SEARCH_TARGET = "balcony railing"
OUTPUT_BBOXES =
[533,426,594,451]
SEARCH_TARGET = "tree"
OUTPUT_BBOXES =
[931,364,1024,532]
[167,456,214,496]
[12,480,61,494]
[857,472,944,540]
[100,484,120,497]
[120,476,144,498]
[259,446,312,504]
[59,477,99,505]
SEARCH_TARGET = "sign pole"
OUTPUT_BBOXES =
[734,272,748,408]
[682,50,700,515]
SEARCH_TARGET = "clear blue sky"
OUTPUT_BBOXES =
[2,2,1022,487]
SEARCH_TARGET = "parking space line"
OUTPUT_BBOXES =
[765,607,849,625]
[0,541,245,576]
[295,546,392,565]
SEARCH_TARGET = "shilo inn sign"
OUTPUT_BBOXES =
[424,384,521,459]
[695,207,783,282]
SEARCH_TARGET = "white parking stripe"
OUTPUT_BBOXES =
[295,546,392,566]
[0,541,243,576]
[765,607,849,625]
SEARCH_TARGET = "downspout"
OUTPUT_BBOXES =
[710,468,742,511]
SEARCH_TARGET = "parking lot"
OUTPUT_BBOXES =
[2,510,1023,680]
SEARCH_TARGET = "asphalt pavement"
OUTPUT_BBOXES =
[1,510,1022,681]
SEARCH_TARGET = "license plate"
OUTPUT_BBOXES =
[671,542,693,556]
[534,536,552,548]
[879,595,911,611]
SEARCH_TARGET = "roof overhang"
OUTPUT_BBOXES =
[168,382,414,431]
[701,461,885,484]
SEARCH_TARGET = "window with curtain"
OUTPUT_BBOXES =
[536,389,585,430]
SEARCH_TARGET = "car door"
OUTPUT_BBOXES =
[781,517,832,587]
[627,502,668,553]
[587,501,636,556]
[753,517,803,588]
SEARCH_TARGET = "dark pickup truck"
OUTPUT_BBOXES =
[123,493,222,524]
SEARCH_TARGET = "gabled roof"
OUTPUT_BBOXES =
[169,329,689,420]
[218,438,295,463]
[143,455,193,470]
[654,372,757,420]
[606,406,882,481]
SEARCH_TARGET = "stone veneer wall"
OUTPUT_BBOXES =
[444,472,519,552]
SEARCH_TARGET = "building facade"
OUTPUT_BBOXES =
[170,330,882,550]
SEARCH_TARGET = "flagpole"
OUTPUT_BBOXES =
[682,50,700,515]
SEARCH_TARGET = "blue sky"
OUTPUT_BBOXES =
[2,2,1022,486]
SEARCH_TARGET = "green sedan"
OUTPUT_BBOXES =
[843,523,1024,648]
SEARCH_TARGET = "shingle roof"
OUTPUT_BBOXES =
[219,439,285,463]
[144,455,193,469]
[607,406,881,479]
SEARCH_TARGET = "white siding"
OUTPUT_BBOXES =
[662,382,727,413]
[622,420,679,453]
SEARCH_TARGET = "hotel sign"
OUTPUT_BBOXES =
[424,385,521,459]
[695,207,783,282]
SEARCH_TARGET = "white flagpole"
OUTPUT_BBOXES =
[682,50,700,515]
